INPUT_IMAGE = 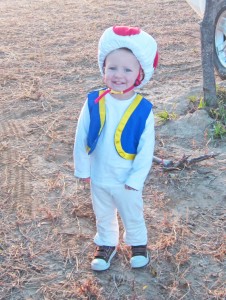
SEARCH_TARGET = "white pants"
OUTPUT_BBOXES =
[91,183,147,246]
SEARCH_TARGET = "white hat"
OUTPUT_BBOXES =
[98,26,158,88]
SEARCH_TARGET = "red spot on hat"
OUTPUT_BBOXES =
[153,51,159,69]
[113,26,141,36]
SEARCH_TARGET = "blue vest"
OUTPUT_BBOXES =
[87,89,153,160]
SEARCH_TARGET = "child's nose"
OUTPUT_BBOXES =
[114,69,123,77]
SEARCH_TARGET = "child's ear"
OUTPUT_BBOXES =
[140,68,144,81]
[135,68,144,86]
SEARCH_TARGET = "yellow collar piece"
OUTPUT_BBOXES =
[110,89,124,95]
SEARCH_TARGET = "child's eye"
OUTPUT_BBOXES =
[125,68,132,72]
[108,66,116,71]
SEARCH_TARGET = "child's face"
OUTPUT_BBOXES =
[104,48,140,99]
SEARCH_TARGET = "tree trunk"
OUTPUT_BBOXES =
[200,0,217,107]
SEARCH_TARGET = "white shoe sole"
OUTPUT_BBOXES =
[130,252,150,268]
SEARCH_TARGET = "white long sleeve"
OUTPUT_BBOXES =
[73,101,91,178]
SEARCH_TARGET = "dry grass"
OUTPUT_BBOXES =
[0,0,225,299]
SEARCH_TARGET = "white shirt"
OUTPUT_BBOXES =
[74,93,155,190]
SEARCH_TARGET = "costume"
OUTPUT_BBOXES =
[87,89,152,159]
[98,26,158,89]
[74,92,155,245]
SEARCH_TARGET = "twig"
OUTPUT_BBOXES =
[153,153,219,171]
[153,155,173,167]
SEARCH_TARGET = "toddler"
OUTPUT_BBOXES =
[74,25,158,271]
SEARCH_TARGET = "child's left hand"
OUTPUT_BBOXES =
[125,184,138,191]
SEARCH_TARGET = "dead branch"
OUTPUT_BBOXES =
[153,155,173,167]
[153,153,219,171]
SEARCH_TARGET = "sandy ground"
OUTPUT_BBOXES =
[0,0,225,299]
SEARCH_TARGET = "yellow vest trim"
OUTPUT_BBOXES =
[114,94,143,160]
[98,90,106,134]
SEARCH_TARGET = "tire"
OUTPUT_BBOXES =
[214,5,226,79]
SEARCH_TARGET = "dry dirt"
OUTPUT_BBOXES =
[0,0,225,299]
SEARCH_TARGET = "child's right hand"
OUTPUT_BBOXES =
[76,177,90,190]
[79,177,90,183]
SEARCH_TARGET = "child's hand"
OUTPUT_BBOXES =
[125,184,138,191]
[80,177,90,183]
[76,177,90,191]
[76,177,90,185]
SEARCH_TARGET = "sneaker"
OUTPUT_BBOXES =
[130,245,150,268]
[91,246,117,271]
